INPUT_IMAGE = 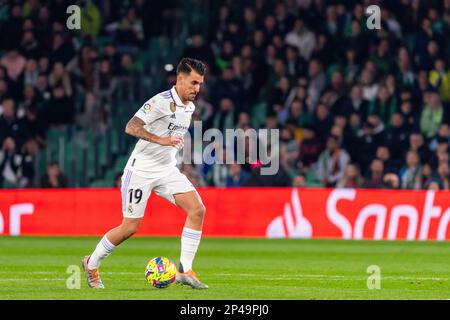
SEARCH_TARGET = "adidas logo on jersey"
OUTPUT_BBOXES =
[170,114,177,119]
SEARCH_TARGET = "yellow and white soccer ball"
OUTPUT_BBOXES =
[145,257,177,288]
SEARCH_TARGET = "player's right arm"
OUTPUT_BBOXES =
[126,99,183,147]
[125,116,183,147]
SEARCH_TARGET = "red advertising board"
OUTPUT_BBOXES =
[1,188,450,240]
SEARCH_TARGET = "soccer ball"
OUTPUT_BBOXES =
[145,257,177,288]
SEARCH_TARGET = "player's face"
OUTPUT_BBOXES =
[178,71,204,102]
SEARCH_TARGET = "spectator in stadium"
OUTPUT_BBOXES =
[376,145,398,173]
[382,172,400,189]
[336,163,363,188]
[306,59,325,111]
[182,33,215,73]
[211,97,237,133]
[48,61,73,97]
[285,18,316,61]
[429,137,449,168]
[94,59,118,105]
[284,45,305,80]
[226,163,249,187]
[0,98,22,145]
[428,58,450,102]
[385,112,409,162]
[17,138,39,188]
[37,56,50,75]
[268,76,291,115]
[116,52,139,100]
[243,160,292,187]
[426,179,443,190]
[399,150,423,189]
[311,103,333,139]
[297,125,324,170]
[19,84,38,117]
[0,137,22,187]
[49,30,75,66]
[415,25,440,71]
[211,67,244,107]
[354,117,385,172]
[397,47,415,88]
[408,131,430,164]
[429,124,450,151]
[362,158,385,189]
[39,161,68,188]
[292,174,306,188]
[20,29,40,60]
[399,99,419,130]
[420,90,446,139]
[102,43,121,74]
[283,99,311,129]
[436,162,450,190]
[369,39,395,77]
[66,45,97,92]
[16,102,45,147]
[35,73,51,102]
[0,49,26,99]
[75,92,106,133]
[279,126,298,175]
[0,4,22,49]
[23,59,39,87]
[359,69,379,102]
[0,49,27,83]
[117,7,144,50]
[316,135,350,187]
[79,0,102,39]
[420,163,435,189]
[45,85,75,127]
[367,85,397,126]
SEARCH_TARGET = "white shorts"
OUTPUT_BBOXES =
[120,167,196,218]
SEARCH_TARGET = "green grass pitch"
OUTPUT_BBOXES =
[1,236,450,300]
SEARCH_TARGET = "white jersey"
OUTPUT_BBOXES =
[125,86,195,178]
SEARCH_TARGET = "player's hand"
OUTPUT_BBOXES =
[158,136,184,148]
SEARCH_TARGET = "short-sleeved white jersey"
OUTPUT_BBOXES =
[124,86,195,178]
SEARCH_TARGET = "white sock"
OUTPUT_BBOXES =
[180,227,202,272]
[88,235,116,270]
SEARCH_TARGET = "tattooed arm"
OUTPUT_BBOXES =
[125,116,183,147]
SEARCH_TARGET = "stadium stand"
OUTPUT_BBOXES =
[0,0,449,190]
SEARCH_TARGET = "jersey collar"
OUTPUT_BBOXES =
[170,86,189,108]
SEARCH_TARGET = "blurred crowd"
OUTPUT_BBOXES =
[177,0,450,190]
[0,0,178,187]
[1,0,450,190]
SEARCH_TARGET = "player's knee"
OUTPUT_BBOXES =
[124,226,138,238]
[121,222,140,238]
[189,204,206,221]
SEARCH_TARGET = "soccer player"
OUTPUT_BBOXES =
[82,58,208,289]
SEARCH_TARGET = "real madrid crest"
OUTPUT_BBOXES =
[169,102,176,113]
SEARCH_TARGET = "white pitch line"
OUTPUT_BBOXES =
[214,273,449,281]
[0,279,66,281]
[0,272,447,282]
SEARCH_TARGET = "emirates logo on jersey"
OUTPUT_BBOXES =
[168,123,188,131]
